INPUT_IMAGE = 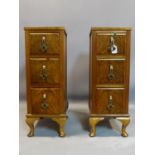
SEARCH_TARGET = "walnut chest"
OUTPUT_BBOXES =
[24,27,68,137]
[89,27,131,137]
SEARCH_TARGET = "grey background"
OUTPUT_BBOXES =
[19,1,135,154]
[19,0,135,101]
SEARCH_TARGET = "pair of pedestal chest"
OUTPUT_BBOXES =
[24,27,131,137]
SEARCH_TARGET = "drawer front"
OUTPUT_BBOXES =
[95,31,127,56]
[31,88,65,114]
[30,33,60,55]
[92,89,127,114]
[30,58,60,87]
[96,59,125,85]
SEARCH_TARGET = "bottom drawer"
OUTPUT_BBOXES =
[30,88,65,114]
[92,88,128,114]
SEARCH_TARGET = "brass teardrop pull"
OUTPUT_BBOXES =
[108,64,115,80]
[40,36,48,53]
[107,95,115,112]
[110,33,118,54]
[40,65,48,81]
[40,93,48,110]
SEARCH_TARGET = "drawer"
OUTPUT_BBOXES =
[96,59,125,85]
[30,58,60,87]
[95,31,127,56]
[31,88,65,114]
[92,89,127,114]
[30,33,60,56]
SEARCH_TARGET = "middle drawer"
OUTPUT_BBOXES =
[30,58,60,87]
[95,59,126,85]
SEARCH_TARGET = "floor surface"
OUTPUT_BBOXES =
[19,100,135,155]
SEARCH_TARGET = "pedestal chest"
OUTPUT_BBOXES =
[89,27,131,137]
[24,27,68,137]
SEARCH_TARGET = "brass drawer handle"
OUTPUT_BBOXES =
[108,64,115,80]
[40,93,48,110]
[40,36,48,53]
[110,33,118,54]
[107,95,115,112]
[40,65,48,80]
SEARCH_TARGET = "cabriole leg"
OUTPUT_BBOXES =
[89,117,104,137]
[117,117,130,137]
[25,117,38,137]
[52,117,67,137]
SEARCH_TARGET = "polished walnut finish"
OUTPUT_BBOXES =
[25,27,68,137]
[89,27,131,137]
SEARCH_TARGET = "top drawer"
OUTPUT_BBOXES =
[29,33,60,56]
[94,31,127,56]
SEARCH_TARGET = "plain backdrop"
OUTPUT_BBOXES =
[19,0,135,101]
